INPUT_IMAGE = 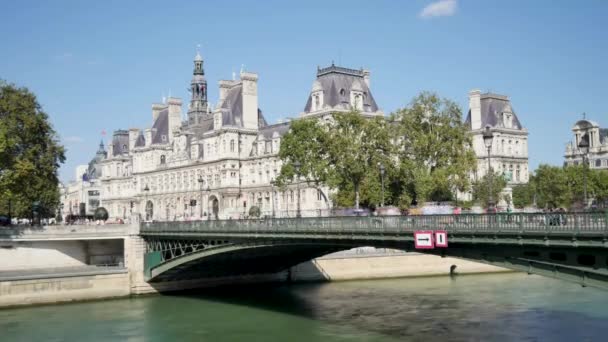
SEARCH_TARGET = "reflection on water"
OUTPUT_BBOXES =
[1,273,607,341]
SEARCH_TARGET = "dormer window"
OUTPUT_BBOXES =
[160,155,166,165]
[503,112,513,128]
[340,89,345,96]
[161,135,167,142]
[314,95,320,111]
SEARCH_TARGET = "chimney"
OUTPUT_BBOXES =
[128,128,139,150]
[218,80,234,107]
[152,103,165,122]
[468,89,482,130]
[144,128,152,147]
[362,69,371,88]
[240,72,259,130]
[167,97,182,143]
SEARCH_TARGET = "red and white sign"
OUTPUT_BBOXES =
[435,230,448,248]
[414,230,434,249]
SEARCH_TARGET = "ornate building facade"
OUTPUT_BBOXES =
[465,90,530,186]
[83,53,382,220]
[564,119,608,170]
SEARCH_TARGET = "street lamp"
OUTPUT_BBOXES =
[378,163,385,208]
[198,176,204,219]
[294,161,301,218]
[482,126,495,211]
[578,133,590,208]
[270,179,276,218]
[143,185,150,220]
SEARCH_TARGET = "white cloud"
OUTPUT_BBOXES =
[419,0,458,18]
[64,136,83,143]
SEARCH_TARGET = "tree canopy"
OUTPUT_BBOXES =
[277,92,477,210]
[0,81,65,219]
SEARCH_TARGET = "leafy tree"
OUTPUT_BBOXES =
[512,182,535,208]
[94,207,109,221]
[0,81,65,220]
[276,118,332,187]
[472,171,507,207]
[326,112,392,209]
[391,92,476,206]
[248,205,261,218]
[533,164,571,208]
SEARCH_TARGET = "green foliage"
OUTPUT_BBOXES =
[512,183,535,208]
[94,207,109,221]
[248,205,261,218]
[0,81,65,219]
[472,171,507,207]
[391,92,477,205]
[276,118,332,187]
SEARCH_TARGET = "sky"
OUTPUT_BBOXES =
[1,0,607,182]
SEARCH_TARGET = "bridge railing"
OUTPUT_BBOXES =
[141,212,608,235]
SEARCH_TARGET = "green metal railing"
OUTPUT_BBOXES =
[141,212,608,236]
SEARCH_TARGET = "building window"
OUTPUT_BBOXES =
[160,155,166,164]
[516,165,520,182]
[339,89,345,96]
[317,190,322,201]
[230,140,235,152]
[161,135,167,142]
[596,159,602,167]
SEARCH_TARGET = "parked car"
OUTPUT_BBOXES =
[0,215,11,226]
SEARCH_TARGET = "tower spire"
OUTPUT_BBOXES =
[187,47,209,126]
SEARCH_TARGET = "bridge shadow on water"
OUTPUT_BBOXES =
[158,274,608,341]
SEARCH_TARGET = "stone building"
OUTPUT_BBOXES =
[465,90,529,185]
[564,119,608,170]
[93,52,382,220]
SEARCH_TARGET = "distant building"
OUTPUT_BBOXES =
[60,141,105,218]
[564,119,608,170]
[90,52,382,220]
[465,90,530,185]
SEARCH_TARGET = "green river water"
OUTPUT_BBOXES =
[1,273,607,341]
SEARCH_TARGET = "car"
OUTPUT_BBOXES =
[0,215,11,226]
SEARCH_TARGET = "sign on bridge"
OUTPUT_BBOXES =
[414,230,448,249]
[414,231,434,249]
[435,230,448,248]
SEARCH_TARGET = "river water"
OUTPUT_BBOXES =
[1,273,607,341]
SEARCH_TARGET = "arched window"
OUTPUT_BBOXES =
[230,139,235,152]
[314,95,320,110]
[222,140,226,152]
[596,159,602,167]
[160,155,166,164]
[339,89,345,96]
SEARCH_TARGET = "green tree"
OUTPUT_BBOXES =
[276,118,332,186]
[391,92,476,206]
[512,182,536,208]
[533,164,571,208]
[0,81,65,220]
[327,112,392,209]
[472,171,507,207]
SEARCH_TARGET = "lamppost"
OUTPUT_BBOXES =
[198,176,204,219]
[482,126,495,211]
[378,163,385,208]
[578,133,590,208]
[143,185,150,221]
[294,161,302,218]
[270,179,276,218]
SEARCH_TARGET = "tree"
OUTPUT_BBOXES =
[512,182,535,208]
[391,92,477,206]
[248,205,261,218]
[0,81,65,220]
[327,112,392,209]
[94,207,109,221]
[472,171,507,207]
[533,164,571,209]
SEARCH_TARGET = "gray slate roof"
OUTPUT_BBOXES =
[464,93,524,130]
[259,122,290,139]
[151,109,169,144]
[217,84,267,130]
[600,128,608,142]
[134,133,146,147]
[303,65,379,113]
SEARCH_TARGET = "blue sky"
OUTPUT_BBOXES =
[1,0,607,182]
